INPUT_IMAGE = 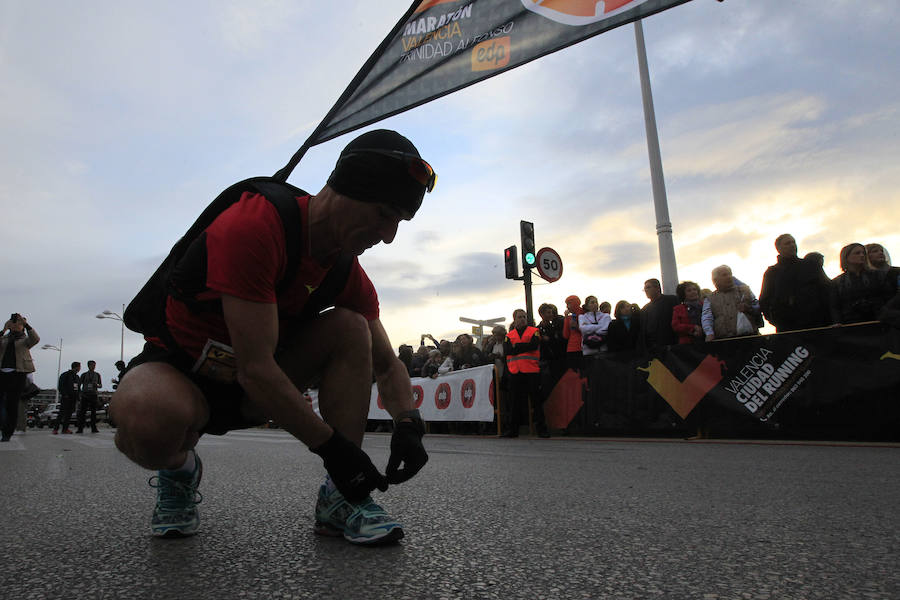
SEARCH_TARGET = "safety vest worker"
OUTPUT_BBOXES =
[506,326,540,374]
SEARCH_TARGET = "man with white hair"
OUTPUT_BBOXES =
[701,265,762,341]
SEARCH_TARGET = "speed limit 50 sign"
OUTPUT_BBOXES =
[535,247,563,282]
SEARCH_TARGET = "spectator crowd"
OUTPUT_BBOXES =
[396,236,900,437]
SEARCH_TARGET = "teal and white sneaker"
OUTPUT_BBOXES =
[148,450,203,537]
[314,483,404,545]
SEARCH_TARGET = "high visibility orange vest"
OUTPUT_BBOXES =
[506,327,540,374]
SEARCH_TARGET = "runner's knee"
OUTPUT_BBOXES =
[111,364,207,467]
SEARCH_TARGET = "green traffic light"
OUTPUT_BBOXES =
[525,252,535,266]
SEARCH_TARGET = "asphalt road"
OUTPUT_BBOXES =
[1,427,897,600]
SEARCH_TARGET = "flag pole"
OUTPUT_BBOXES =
[634,19,678,295]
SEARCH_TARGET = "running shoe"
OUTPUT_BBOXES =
[314,484,403,545]
[148,450,203,537]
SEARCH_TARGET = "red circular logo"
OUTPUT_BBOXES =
[434,382,451,410]
[411,385,424,409]
[461,379,476,408]
[488,380,495,407]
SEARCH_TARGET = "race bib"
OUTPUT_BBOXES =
[191,339,238,384]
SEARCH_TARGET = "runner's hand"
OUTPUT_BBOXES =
[386,419,428,484]
[311,430,388,502]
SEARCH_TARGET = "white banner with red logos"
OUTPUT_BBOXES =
[370,364,496,421]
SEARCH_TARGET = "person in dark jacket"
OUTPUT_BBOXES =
[759,234,831,332]
[77,360,102,433]
[537,303,567,400]
[607,301,641,355]
[53,361,81,434]
[639,279,678,350]
[830,243,897,324]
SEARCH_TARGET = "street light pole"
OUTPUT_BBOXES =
[96,305,125,362]
[41,338,62,403]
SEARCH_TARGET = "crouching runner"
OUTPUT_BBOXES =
[111,129,433,545]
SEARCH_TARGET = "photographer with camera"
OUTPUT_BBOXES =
[1,313,40,442]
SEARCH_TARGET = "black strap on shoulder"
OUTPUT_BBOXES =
[248,179,304,295]
[125,176,356,364]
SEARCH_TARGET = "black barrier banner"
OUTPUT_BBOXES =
[641,322,900,423]
[276,0,693,179]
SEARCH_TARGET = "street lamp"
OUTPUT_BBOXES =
[96,303,125,362]
[41,339,62,402]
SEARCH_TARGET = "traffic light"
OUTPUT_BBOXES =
[504,245,518,279]
[520,220,536,269]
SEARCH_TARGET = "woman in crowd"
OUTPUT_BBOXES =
[562,295,584,373]
[830,243,897,324]
[578,296,611,358]
[606,300,641,354]
[866,243,900,289]
[671,281,705,344]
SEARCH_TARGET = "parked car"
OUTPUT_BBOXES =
[37,403,61,428]
[37,400,110,429]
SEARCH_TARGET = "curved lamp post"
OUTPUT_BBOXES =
[96,304,125,362]
[41,339,62,402]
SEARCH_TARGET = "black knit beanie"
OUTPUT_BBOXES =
[326,129,429,217]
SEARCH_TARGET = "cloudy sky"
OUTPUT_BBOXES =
[3,0,898,390]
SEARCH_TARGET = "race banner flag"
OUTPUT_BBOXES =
[275,0,693,180]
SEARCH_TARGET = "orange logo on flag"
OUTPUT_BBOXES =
[637,355,725,419]
[522,0,648,26]
[414,0,458,14]
[471,36,510,72]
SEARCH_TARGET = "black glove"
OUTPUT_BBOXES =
[386,412,428,484]
[311,430,388,503]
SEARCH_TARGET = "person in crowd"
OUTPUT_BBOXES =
[420,333,440,350]
[0,314,39,442]
[562,295,584,373]
[537,303,567,400]
[53,361,81,434]
[759,234,832,332]
[482,324,509,434]
[409,345,429,378]
[451,333,485,370]
[77,360,102,433]
[503,308,548,438]
[866,243,900,289]
[639,278,679,350]
[111,360,127,390]
[830,243,897,324]
[421,349,451,378]
[606,300,641,354]
[437,339,452,360]
[671,282,705,344]
[482,325,507,358]
[702,265,762,340]
[578,296,611,357]
[397,344,414,377]
[110,129,431,545]
[599,301,611,315]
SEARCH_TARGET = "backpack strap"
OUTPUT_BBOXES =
[124,177,355,367]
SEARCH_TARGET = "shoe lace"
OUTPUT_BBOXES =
[148,472,203,513]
